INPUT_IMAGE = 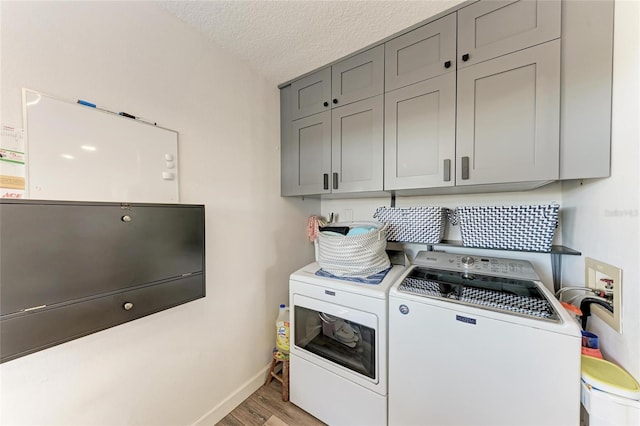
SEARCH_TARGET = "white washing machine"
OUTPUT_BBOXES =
[289,261,407,426]
[388,251,582,426]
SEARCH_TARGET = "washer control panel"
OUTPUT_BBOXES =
[460,256,475,267]
[413,251,539,280]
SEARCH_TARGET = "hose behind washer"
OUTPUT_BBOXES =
[579,297,614,329]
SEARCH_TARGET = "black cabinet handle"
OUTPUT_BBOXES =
[333,99,338,105]
[323,101,329,107]
[462,53,470,62]
[323,173,329,190]
[333,173,338,190]
[444,60,451,69]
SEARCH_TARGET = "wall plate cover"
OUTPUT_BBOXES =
[585,257,622,333]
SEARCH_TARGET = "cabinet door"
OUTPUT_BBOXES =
[457,0,560,69]
[384,73,456,190]
[456,40,560,186]
[331,45,384,108]
[0,202,204,315]
[290,111,332,195]
[1,274,204,363]
[385,13,456,92]
[291,67,332,120]
[560,0,614,180]
[331,96,383,193]
[281,86,295,196]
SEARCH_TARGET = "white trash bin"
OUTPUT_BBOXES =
[581,355,640,426]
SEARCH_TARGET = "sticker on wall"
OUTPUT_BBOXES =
[0,125,26,199]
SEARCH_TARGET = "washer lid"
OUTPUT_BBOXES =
[582,355,640,400]
[397,267,559,322]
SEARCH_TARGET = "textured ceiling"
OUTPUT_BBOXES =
[160,1,464,86]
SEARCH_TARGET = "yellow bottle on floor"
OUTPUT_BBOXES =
[275,304,290,354]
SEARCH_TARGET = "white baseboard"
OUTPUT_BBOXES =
[192,363,271,426]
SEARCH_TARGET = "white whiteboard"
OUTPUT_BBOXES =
[23,89,179,203]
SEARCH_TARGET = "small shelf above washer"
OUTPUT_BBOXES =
[431,240,581,256]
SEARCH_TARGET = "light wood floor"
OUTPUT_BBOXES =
[216,380,326,426]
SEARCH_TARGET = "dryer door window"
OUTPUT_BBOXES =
[294,305,376,379]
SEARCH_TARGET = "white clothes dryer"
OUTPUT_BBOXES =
[289,262,407,426]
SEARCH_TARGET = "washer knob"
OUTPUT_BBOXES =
[461,256,475,267]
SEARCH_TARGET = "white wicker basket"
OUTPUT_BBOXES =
[317,221,390,278]
[373,206,448,244]
[450,204,560,252]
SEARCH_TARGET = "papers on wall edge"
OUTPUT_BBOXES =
[1,125,26,198]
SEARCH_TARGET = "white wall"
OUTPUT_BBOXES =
[0,2,318,425]
[323,0,640,381]
[561,0,640,380]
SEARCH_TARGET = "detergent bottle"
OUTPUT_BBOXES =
[275,304,290,354]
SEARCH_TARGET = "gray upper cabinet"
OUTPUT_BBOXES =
[332,95,384,193]
[291,46,384,121]
[456,40,561,185]
[332,45,384,108]
[291,67,331,120]
[457,0,561,69]
[286,98,383,196]
[387,1,562,190]
[289,110,332,195]
[560,0,614,179]
[384,73,456,190]
[385,13,456,92]
[283,46,385,196]
[279,0,613,197]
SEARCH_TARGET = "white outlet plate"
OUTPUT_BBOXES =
[585,257,622,333]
